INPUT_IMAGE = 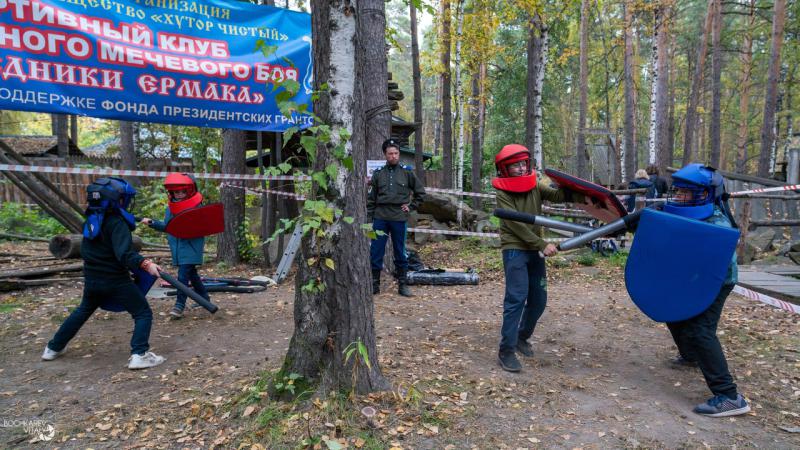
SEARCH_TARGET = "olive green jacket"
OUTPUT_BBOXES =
[367,163,426,222]
[496,185,582,251]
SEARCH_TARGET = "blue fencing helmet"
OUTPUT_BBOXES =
[664,163,725,220]
[83,177,137,239]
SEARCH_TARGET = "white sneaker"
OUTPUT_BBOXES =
[41,346,64,361]
[127,351,165,370]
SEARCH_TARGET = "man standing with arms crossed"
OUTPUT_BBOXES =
[367,139,426,297]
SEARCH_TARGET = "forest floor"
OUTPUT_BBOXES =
[0,238,798,449]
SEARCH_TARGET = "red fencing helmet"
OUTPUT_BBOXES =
[164,173,203,214]
[492,144,537,193]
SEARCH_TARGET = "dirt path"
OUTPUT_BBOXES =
[0,241,798,448]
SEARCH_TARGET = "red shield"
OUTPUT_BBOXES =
[165,203,225,238]
[544,169,627,223]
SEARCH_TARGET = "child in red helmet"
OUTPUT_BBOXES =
[493,145,582,373]
[141,173,210,319]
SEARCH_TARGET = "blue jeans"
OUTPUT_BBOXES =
[48,280,152,355]
[369,219,408,273]
[500,249,547,353]
[666,284,737,398]
[175,264,210,310]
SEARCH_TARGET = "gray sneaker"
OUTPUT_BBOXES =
[128,352,166,370]
[169,307,184,319]
[498,351,522,372]
[693,394,750,417]
[516,340,534,358]
[41,346,65,361]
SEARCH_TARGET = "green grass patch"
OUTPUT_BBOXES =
[576,253,598,266]
[0,303,21,313]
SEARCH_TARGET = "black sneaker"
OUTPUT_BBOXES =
[670,354,698,369]
[498,351,521,372]
[693,394,750,417]
[516,340,534,358]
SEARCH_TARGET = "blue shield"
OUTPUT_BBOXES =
[624,209,739,322]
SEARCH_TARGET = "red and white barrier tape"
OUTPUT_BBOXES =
[730,184,800,196]
[408,227,499,238]
[732,285,800,314]
[220,182,308,200]
[0,163,309,182]
[426,187,497,199]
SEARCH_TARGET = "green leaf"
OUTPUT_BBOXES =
[324,258,335,270]
[358,341,371,369]
[324,439,344,450]
[311,172,328,190]
[341,156,354,171]
[283,126,299,143]
[343,216,355,224]
[277,162,292,174]
[307,257,317,266]
[260,44,279,58]
[325,164,338,182]
[300,135,317,160]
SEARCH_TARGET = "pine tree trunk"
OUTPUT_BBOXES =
[682,0,715,165]
[708,0,723,168]
[284,0,389,394]
[758,0,787,177]
[735,0,754,174]
[440,0,453,188]
[55,114,69,158]
[648,20,658,166]
[360,0,391,160]
[410,0,424,181]
[218,129,246,264]
[533,22,548,170]
[525,14,540,165]
[69,115,78,145]
[623,0,635,181]
[470,71,482,210]
[576,0,590,179]
[119,121,137,173]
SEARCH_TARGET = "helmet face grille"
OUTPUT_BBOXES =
[667,184,711,207]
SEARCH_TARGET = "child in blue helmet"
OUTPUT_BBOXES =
[662,163,749,417]
[42,178,166,370]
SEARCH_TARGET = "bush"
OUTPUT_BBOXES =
[0,202,68,237]
[576,253,598,267]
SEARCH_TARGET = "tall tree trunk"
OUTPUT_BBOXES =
[666,31,676,170]
[284,0,388,394]
[169,125,179,160]
[454,0,465,196]
[55,114,69,158]
[440,0,453,188]
[622,0,635,181]
[655,2,671,171]
[682,0,714,165]
[69,115,78,146]
[119,121,137,172]
[758,0,787,177]
[708,0,723,167]
[470,71,482,210]
[360,0,391,160]
[525,14,541,167]
[647,19,658,166]
[533,21,548,170]
[410,0,424,181]
[218,129,246,264]
[735,0,755,174]
[576,0,590,178]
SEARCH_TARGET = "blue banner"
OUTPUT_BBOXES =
[0,0,313,131]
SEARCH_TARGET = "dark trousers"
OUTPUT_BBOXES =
[175,264,210,310]
[48,280,152,355]
[666,284,738,398]
[369,219,408,273]
[500,249,547,353]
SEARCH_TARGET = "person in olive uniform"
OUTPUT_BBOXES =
[367,139,426,297]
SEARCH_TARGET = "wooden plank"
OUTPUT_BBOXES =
[736,269,800,302]
[740,265,800,275]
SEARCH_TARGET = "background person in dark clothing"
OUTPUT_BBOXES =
[42,178,166,370]
[626,169,654,212]
[367,139,426,297]
[646,164,669,198]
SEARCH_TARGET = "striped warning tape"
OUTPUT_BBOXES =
[730,184,800,196]
[221,182,308,200]
[426,187,497,199]
[732,285,800,314]
[0,163,310,182]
